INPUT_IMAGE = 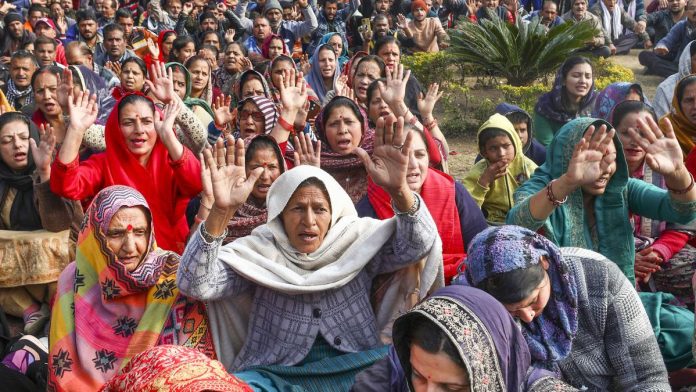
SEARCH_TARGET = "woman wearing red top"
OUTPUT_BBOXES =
[50,67,202,253]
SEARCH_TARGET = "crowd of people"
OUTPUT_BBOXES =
[0,0,695,390]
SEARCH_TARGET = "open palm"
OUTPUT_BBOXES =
[629,116,684,175]
[67,90,99,133]
[566,124,615,186]
[203,136,263,210]
[29,124,56,173]
[145,62,176,104]
[356,115,412,193]
[379,64,410,109]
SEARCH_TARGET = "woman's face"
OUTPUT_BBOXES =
[563,63,592,101]
[119,103,158,158]
[406,132,430,193]
[247,146,281,200]
[368,85,393,124]
[175,42,196,63]
[268,37,285,59]
[617,111,649,169]
[409,344,470,392]
[281,184,332,254]
[679,82,696,125]
[224,44,245,73]
[162,34,176,58]
[502,259,552,324]
[377,42,400,71]
[239,101,265,139]
[188,60,210,93]
[349,55,365,81]
[354,61,381,103]
[34,72,61,117]
[580,137,617,196]
[324,105,362,155]
[241,77,265,99]
[106,206,150,272]
[171,68,187,99]
[0,120,30,172]
[318,48,337,80]
[120,62,145,92]
[328,35,343,58]
[271,60,294,88]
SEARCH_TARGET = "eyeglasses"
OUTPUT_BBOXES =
[240,110,264,122]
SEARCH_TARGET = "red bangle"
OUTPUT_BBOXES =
[546,180,568,206]
[278,116,294,134]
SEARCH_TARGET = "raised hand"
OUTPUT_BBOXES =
[144,61,176,104]
[67,90,99,134]
[417,83,443,120]
[355,114,413,194]
[225,29,236,44]
[278,68,308,116]
[396,14,408,30]
[213,95,234,128]
[29,124,57,182]
[155,97,183,142]
[147,38,160,57]
[293,133,321,167]
[379,63,411,115]
[629,116,685,177]
[300,54,311,75]
[182,1,194,14]
[565,124,616,187]
[203,136,263,210]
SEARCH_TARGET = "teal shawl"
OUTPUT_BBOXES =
[508,117,696,285]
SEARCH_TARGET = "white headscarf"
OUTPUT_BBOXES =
[216,165,441,293]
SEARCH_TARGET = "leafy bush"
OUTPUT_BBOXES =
[401,51,466,87]
[592,57,635,90]
[496,83,548,114]
[448,17,596,86]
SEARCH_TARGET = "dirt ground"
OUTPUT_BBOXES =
[445,50,663,180]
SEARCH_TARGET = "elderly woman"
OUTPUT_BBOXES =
[0,112,82,335]
[462,225,670,391]
[177,115,444,390]
[48,186,214,392]
[50,75,202,253]
[352,285,574,391]
[665,75,696,156]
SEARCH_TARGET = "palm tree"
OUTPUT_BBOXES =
[449,17,597,86]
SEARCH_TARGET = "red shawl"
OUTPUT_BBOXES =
[102,95,201,252]
[367,168,464,283]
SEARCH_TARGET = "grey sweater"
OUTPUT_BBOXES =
[177,198,437,371]
[558,247,670,391]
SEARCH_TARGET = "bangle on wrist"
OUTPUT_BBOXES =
[423,118,437,129]
[546,179,568,206]
[667,172,695,194]
[200,220,228,242]
[278,116,295,134]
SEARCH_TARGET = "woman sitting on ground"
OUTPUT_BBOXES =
[177,115,443,390]
[533,56,597,146]
[0,112,82,335]
[50,85,202,253]
[48,186,214,392]
[462,225,669,391]
[664,75,696,156]
[357,125,487,283]
[613,100,696,307]
[352,284,574,391]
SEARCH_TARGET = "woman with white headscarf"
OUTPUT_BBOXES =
[177,115,444,391]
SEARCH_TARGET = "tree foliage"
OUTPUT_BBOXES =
[449,17,597,86]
